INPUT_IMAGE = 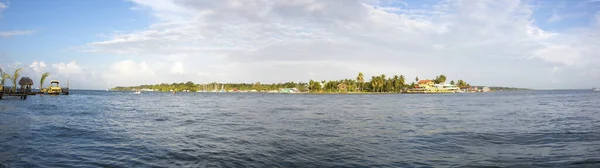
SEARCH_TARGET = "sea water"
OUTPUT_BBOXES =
[1,90,599,167]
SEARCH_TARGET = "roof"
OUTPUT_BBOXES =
[19,77,34,85]
[418,80,434,84]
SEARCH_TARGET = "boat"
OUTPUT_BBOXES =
[134,90,141,94]
[593,88,600,92]
[46,80,62,95]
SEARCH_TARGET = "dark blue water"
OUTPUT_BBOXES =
[1,90,599,167]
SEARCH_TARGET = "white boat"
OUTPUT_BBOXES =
[134,91,141,94]
[593,88,600,92]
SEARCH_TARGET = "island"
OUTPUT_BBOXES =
[110,72,531,94]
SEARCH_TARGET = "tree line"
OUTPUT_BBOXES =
[112,81,309,92]
[112,72,472,93]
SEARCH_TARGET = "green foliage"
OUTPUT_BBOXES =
[434,75,447,84]
[0,67,4,86]
[1,72,10,86]
[111,72,488,93]
[113,81,309,92]
[12,68,23,91]
[40,72,50,89]
[309,80,322,92]
[356,72,364,92]
[456,80,469,88]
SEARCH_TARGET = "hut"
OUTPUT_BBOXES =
[18,77,34,93]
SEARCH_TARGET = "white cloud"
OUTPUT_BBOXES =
[80,0,600,89]
[0,2,6,11]
[170,61,184,74]
[28,60,47,74]
[52,61,83,77]
[0,30,34,37]
[0,1,7,16]
[102,60,156,85]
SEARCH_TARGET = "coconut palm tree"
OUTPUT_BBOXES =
[12,68,23,92]
[393,75,400,92]
[399,75,406,91]
[356,72,364,92]
[2,72,11,91]
[0,68,4,91]
[371,76,377,92]
[40,72,50,90]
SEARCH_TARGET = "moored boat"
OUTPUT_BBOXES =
[47,80,62,95]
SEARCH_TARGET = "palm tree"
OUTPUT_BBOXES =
[380,74,386,92]
[393,75,400,92]
[399,75,406,91]
[40,72,50,90]
[12,68,23,91]
[371,76,377,92]
[2,73,10,91]
[0,67,3,85]
[0,68,4,90]
[357,72,364,92]
[415,76,419,82]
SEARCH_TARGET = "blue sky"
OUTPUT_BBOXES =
[1,0,600,89]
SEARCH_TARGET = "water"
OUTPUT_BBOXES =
[1,90,599,167]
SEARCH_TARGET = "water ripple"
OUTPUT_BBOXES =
[1,90,599,167]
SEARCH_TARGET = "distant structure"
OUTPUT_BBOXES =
[18,77,34,93]
[482,87,490,92]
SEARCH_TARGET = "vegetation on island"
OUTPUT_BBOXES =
[479,86,532,91]
[112,72,477,93]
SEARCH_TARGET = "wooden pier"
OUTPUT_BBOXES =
[0,87,32,100]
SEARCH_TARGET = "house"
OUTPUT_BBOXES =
[482,87,490,92]
[279,88,298,93]
[461,86,479,92]
[337,83,347,92]
[406,79,459,93]
[413,80,435,90]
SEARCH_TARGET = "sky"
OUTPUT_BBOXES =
[0,0,599,90]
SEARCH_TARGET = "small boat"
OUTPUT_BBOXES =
[134,90,141,94]
[47,80,62,95]
[593,88,599,92]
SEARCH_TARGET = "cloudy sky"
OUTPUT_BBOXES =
[1,0,599,89]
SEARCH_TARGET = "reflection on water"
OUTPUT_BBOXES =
[1,90,600,167]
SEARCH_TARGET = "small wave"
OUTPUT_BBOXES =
[569,159,600,165]
[154,118,168,121]
[444,131,600,146]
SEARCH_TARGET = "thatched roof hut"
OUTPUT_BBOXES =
[19,77,34,86]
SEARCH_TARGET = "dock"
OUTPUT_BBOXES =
[0,77,69,100]
[0,87,32,99]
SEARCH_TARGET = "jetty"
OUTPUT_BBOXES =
[0,77,70,100]
[0,77,35,99]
